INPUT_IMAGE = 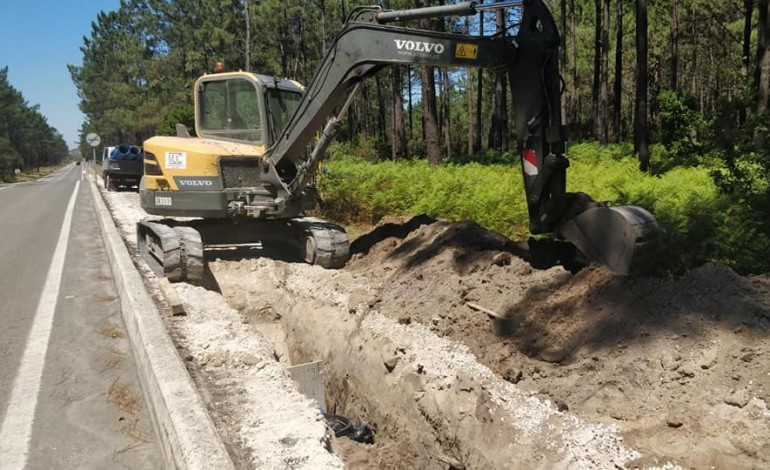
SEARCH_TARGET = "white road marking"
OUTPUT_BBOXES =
[0,186,7,191]
[0,181,80,469]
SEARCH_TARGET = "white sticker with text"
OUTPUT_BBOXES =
[165,151,187,169]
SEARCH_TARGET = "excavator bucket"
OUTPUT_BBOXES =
[556,205,660,276]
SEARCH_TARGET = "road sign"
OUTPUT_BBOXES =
[86,133,101,147]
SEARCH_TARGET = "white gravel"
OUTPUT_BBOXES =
[360,313,641,467]
[173,283,343,469]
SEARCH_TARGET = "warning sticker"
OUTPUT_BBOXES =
[455,43,478,60]
[522,149,539,176]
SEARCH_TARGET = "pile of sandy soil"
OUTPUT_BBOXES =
[343,215,770,469]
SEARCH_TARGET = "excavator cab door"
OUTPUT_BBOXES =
[265,87,303,142]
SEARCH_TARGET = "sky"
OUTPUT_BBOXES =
[0,0,121,149]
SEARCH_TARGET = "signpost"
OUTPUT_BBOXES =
[86,132,101,163]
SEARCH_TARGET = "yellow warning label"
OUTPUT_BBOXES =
[455,43,478,59]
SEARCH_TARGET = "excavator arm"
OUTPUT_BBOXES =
[262,0,659,275]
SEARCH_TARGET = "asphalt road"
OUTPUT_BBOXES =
[0,165,161,469]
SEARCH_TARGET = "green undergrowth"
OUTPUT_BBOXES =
[319,142,770,275]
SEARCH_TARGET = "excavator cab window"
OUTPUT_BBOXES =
[266,88,302,142]
[199,78,262,143]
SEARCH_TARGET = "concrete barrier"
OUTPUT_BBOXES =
[87,174,235,469]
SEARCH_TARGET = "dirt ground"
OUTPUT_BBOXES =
[340,215,770,469]
[211,214,770,469]
[100,180,770,469]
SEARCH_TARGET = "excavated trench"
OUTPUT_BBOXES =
[205,261,429,468]
[210,266,512,469]
[206,257,641,469]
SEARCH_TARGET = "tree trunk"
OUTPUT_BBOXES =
[299,16,308,83]
[318,0,327,53]
[599,0,610,145]
[691,6,698,99]
[569,0,578,131]
[474,10,484,152]
[560,0,568,125]
[592,0,602,134]
[376,76,386,142]
[613,0,623,141]
[419,0,441,165]
[465,17,474,156]
[740,0,754,124]
[436,1,450,158]
[487,71,508,150]
[650,60,661,122]
[360,85,371,137]
[635,0,650,171]
[244,0,251,71]
[408,66,414,139]
[420,67,441,165]
[437,69,444,149]
[280,8,289,77]
[488,9,509,150]
[392,66,406,160]
[758,0,770,113]
[467,71,474,156]
[442,69,452,159]
[670,0,678,90]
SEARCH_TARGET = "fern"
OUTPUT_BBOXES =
[319,145,770,274]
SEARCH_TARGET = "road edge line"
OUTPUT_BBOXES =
[87,176,234,469]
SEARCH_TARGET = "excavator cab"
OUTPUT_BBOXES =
[195,72,304,147]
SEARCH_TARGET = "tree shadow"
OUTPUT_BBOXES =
[494,264,770,363]
[350,214,437,256]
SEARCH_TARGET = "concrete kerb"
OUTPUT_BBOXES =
[87,174,235,470]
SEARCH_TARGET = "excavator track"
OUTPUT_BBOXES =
[289,218,350,268]
[136,217,349,285]
[137,219,204,284]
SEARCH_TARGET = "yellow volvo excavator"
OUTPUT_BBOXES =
[137,0,660,284]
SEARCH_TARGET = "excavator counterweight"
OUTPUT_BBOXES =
[136,0,659,283]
